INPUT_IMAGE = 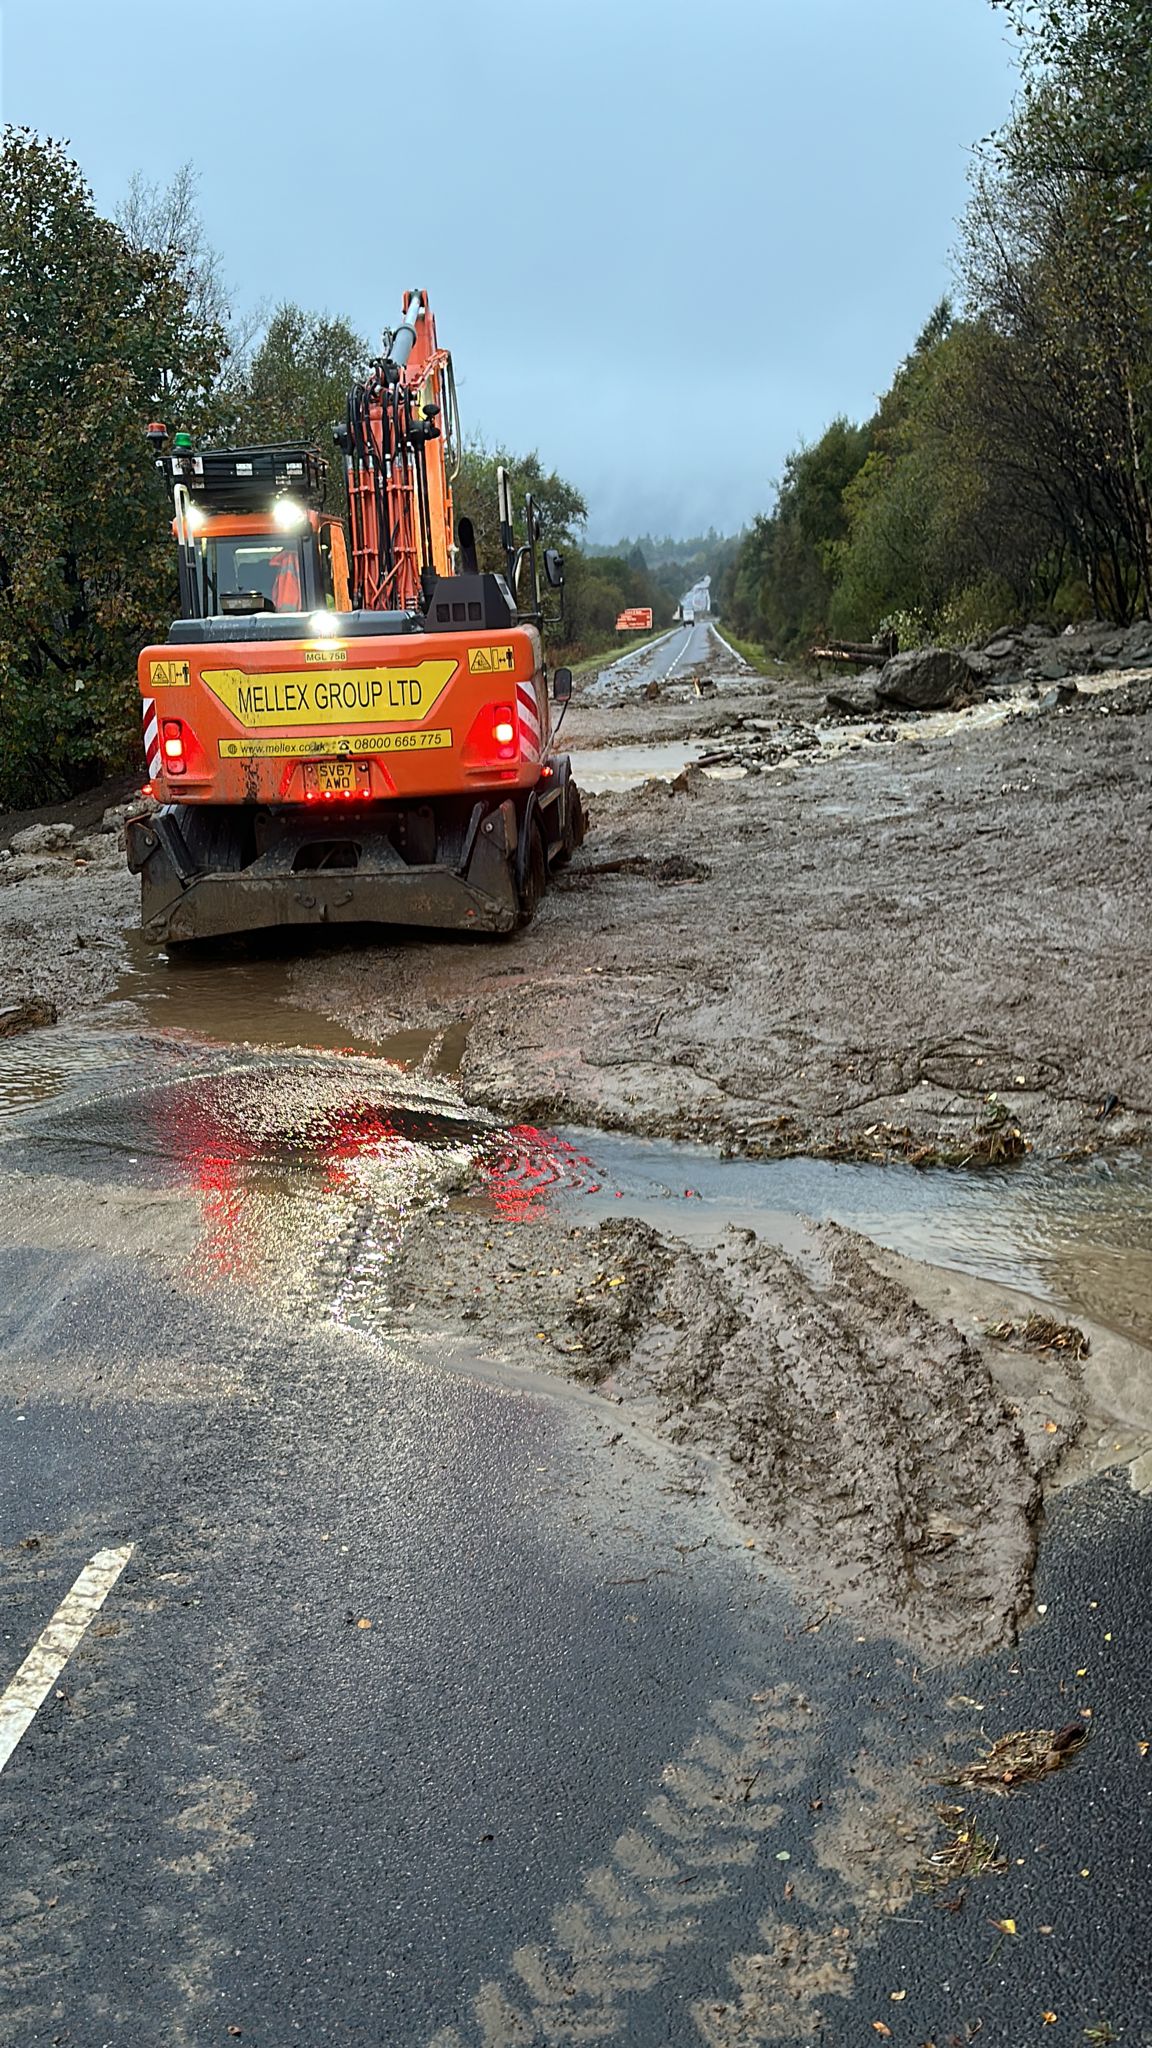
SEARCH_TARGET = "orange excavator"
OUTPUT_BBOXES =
[127,290,583,945]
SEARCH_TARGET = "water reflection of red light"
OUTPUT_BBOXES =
[153,1089,415,1282]
[318,1107,406,1191]
[477,1126,607,1222]
[195,1149,253,1279]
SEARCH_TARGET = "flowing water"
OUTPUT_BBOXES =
[2,940,1149,1359]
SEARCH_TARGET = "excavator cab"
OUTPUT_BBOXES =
[149,437,350,620]
[180,510,350,618]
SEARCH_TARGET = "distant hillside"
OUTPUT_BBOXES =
[585,532,742,609]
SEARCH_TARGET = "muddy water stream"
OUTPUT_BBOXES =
[473,1127,1152,1350]
[2,938,1149,1360]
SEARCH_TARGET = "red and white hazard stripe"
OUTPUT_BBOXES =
[141,697,162,780]
[517,682,542,759]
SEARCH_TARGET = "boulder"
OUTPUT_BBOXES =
[1035,657,1070,683]
[874,647,987,711]
[825,684,879,716]
[1038,682,1080,713]
[9,821,75,855]
[983,637,1018,662]
[100,796,157,836]
[1121,621,1152,664]
[0,855,51,884]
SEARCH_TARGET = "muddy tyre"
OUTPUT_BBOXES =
[515,817,546,929]
[552,780,586,869]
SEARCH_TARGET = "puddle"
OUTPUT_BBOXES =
[571,691,1047,792]
[816,696,1028,753]
[468,1126,1152,1350]
[0,1025,153,1119]
[109,930,388,1057]
[567,740,705,793]
[4,1046,485,1307]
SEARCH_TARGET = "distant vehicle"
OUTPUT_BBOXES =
[677,579,711,626]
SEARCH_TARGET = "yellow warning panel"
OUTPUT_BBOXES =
[468,645,516,674]
[219,730,452,760]
[201,659,456,729]
[149,658,192,687]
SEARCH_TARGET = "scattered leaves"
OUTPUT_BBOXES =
[921,1806,1007,1889]
[991,1917,1017,1935]
[872,2026,892,2039]
[985,1314,1089,1359]
[356,1618,372,1630]
[1042,2017,1057,2028]
[946,1724,1088,1795]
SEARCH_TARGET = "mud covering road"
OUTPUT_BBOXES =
[286,659,1152,1165]
[0,648,1149,2040]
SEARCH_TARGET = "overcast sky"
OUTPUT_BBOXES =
[3,0,1018,541]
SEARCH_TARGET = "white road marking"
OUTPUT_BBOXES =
[662,625,696,680]
[708,624,755,671]
[0,1544,134,1771]
[596,626,680,681]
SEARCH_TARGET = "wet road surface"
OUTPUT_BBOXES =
[588,619,742,696]
[0,1021,1149,2043]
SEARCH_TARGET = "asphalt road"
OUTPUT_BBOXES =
[590,619,736,695]
[0,1030,1148,2045]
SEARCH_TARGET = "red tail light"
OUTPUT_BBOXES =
[462,701,519,767]
[162,718,186,775]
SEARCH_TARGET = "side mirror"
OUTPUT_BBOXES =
[543,548,564,589]
[552,666,573,703]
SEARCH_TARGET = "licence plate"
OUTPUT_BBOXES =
[307,759,363,796]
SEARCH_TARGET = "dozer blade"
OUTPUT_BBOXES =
[126,802,521,944]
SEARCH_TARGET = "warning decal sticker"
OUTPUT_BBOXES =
[467,645,516,674]
[149,658,191,687]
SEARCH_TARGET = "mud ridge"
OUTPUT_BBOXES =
[386,1208,1070,1658]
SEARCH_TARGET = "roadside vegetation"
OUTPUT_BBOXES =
[721,0,1152,654]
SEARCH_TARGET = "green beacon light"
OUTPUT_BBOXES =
[172,432,193,451]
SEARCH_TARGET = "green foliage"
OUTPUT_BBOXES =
[559,550,674,658]
[720,418,871,650]
[456,441,587,569]
[221,304,368,517]
[455,443,673,656]
[0,127,225,805]
[724,1,1152,652]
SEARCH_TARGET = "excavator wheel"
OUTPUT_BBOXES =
[552,780,586,869]
[545,757,585,870]
[515,813,547,930]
